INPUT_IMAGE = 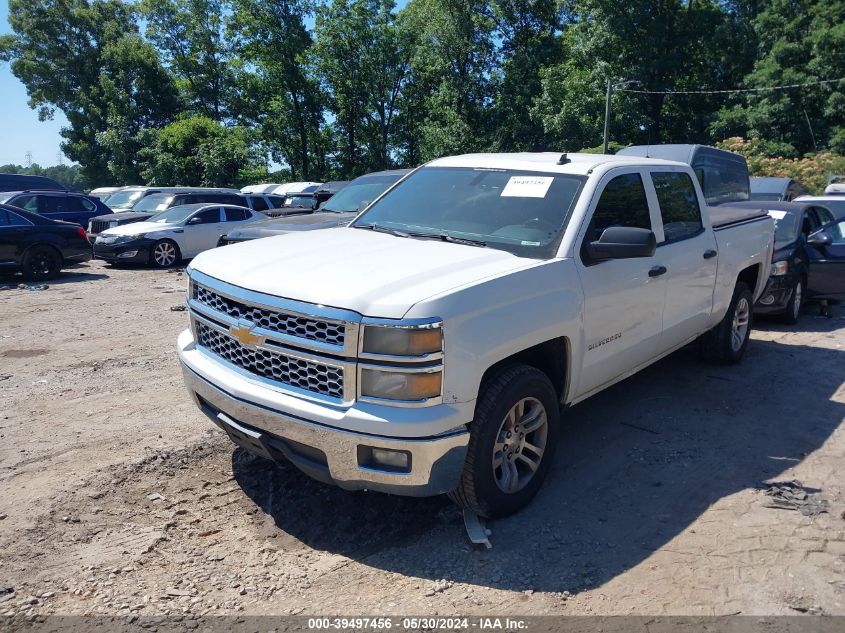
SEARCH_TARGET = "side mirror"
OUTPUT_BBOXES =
[585,227,657,261]
[808,231,832,247]
[188,216,203,225]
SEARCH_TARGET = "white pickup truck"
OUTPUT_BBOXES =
[177,152,774,517]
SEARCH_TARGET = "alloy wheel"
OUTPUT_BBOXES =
[153,242,177,267]
[492,397,549,493]
[731,297,750,352]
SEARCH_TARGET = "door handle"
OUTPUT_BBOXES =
[648,265,667,278]
[703,249,718,259]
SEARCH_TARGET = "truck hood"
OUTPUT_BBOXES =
[225,211,354,241]
[191,227,542,318]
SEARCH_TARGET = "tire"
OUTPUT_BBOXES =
[150,239,180,268]
[21,245,61,281]
[700,281,753,365]
[780,277,804,325]
[449,364,560,519]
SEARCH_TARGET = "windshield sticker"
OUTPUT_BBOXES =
[767,210,787,220]
[501,176,554,198]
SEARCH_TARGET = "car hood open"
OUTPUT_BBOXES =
[190,227,543,318]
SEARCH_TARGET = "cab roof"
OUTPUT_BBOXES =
[427,152,687,176]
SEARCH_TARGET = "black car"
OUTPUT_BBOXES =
[732,201,839,322]
[219,169,411,245]
[0,190,112,228]
[0,173,65,193]
[0,203,92,280]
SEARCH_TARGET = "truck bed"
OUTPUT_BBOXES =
[709,205,769,229]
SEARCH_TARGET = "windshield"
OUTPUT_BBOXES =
[147,206,198,224]
[106,190,144,208]
[322,175,402,213]
[351,167,586,258]
[766,210,800,242]
[133,193,174,211]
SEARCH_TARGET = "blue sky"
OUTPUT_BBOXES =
[1,1,70,167]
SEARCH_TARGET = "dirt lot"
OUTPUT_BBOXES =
[1,259,844,621]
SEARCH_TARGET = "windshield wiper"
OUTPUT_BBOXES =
[354,223,410,238]
[406,231,488,248]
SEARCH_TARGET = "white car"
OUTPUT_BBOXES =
[93,203,263,268]
[178,152,775,517]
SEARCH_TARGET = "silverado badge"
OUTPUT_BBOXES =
[230,325,264,347]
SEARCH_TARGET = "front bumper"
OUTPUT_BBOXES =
[93,238,154,263]
[178,329,471,496]
[754,274,795,314]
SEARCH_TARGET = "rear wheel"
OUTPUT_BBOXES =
[21,245,61,280]
[700,282,753,365]
[780,277,803,325]
[150,239,180,268]
[449,365,560,518]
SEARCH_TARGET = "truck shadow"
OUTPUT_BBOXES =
[232,331,845,595]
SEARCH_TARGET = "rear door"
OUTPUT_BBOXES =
[573,169,667,398]
[807,219,845,300]
[647,169,718,350]
[0,208,33,265]
[182,207,224,256]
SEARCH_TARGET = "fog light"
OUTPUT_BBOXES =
[118,250,138,258]
[357,445,411,472]
[759,294,776,305]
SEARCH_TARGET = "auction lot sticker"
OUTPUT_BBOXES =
[500,176,554,198]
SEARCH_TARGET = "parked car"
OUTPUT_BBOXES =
[731,200,838,323]
[0,203,91,280]
[102,186,239,212]
[824,174,845,195]
[314,181,349,208]
[89,186,124,201]
[794,195,845,220]
[219,169,410,245]
[87,191,279,238]
[0,190,112,227]
[179,152,774,518]
[94,203,263,268]
[0,173,65,193]
[750,176,810,202]
[617,144,750,205]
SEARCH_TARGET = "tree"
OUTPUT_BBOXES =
[140,0,236,120]
[229,0,326,180]
[138,116,265,187]
[0,0,179,185]
[313,0,410,176]
[712,0,845,155]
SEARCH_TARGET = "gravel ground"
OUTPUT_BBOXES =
[1,259,844,622]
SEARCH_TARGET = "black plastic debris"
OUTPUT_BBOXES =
[759,480,829,517]
[170,305,187,312]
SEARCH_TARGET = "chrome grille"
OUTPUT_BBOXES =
[193,283,345,346]
[196,323,344,399]
[89,220,111,235]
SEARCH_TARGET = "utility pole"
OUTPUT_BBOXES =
[24,151,33,168]
[603,80,613,154]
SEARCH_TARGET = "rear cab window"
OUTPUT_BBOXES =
[650,172,704,243]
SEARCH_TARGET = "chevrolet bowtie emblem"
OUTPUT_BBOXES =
[230,325,264,347]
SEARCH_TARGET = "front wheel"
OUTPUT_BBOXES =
[449,365,560,519]
[700,281,753,365]
[150,239,180,268]
[780,277,804,325]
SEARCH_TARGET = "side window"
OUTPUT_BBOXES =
[813,206,835,225]
[5,210,31,226]
[63,196,87,213]
[250,196,268,211]
[40,196,65,213]
[825,220,845,244]
[193,208,222,224]
[11,195,37,213]
[224,207,249,222]
[268,196,286,207]
[651,172,704,242]
[79,197,97,212]
[586,173,652,243]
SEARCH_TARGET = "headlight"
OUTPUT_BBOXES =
[114,233,146,243]
[360,368,442,402]
[361,324,442,357]
[771,260,789,276]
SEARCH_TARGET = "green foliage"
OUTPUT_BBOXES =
[717,137,845,194]
[138,116,265,187]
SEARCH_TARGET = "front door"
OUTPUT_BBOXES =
[183,207,225,257]
[574,170,667,399]
[807,219,845,301]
